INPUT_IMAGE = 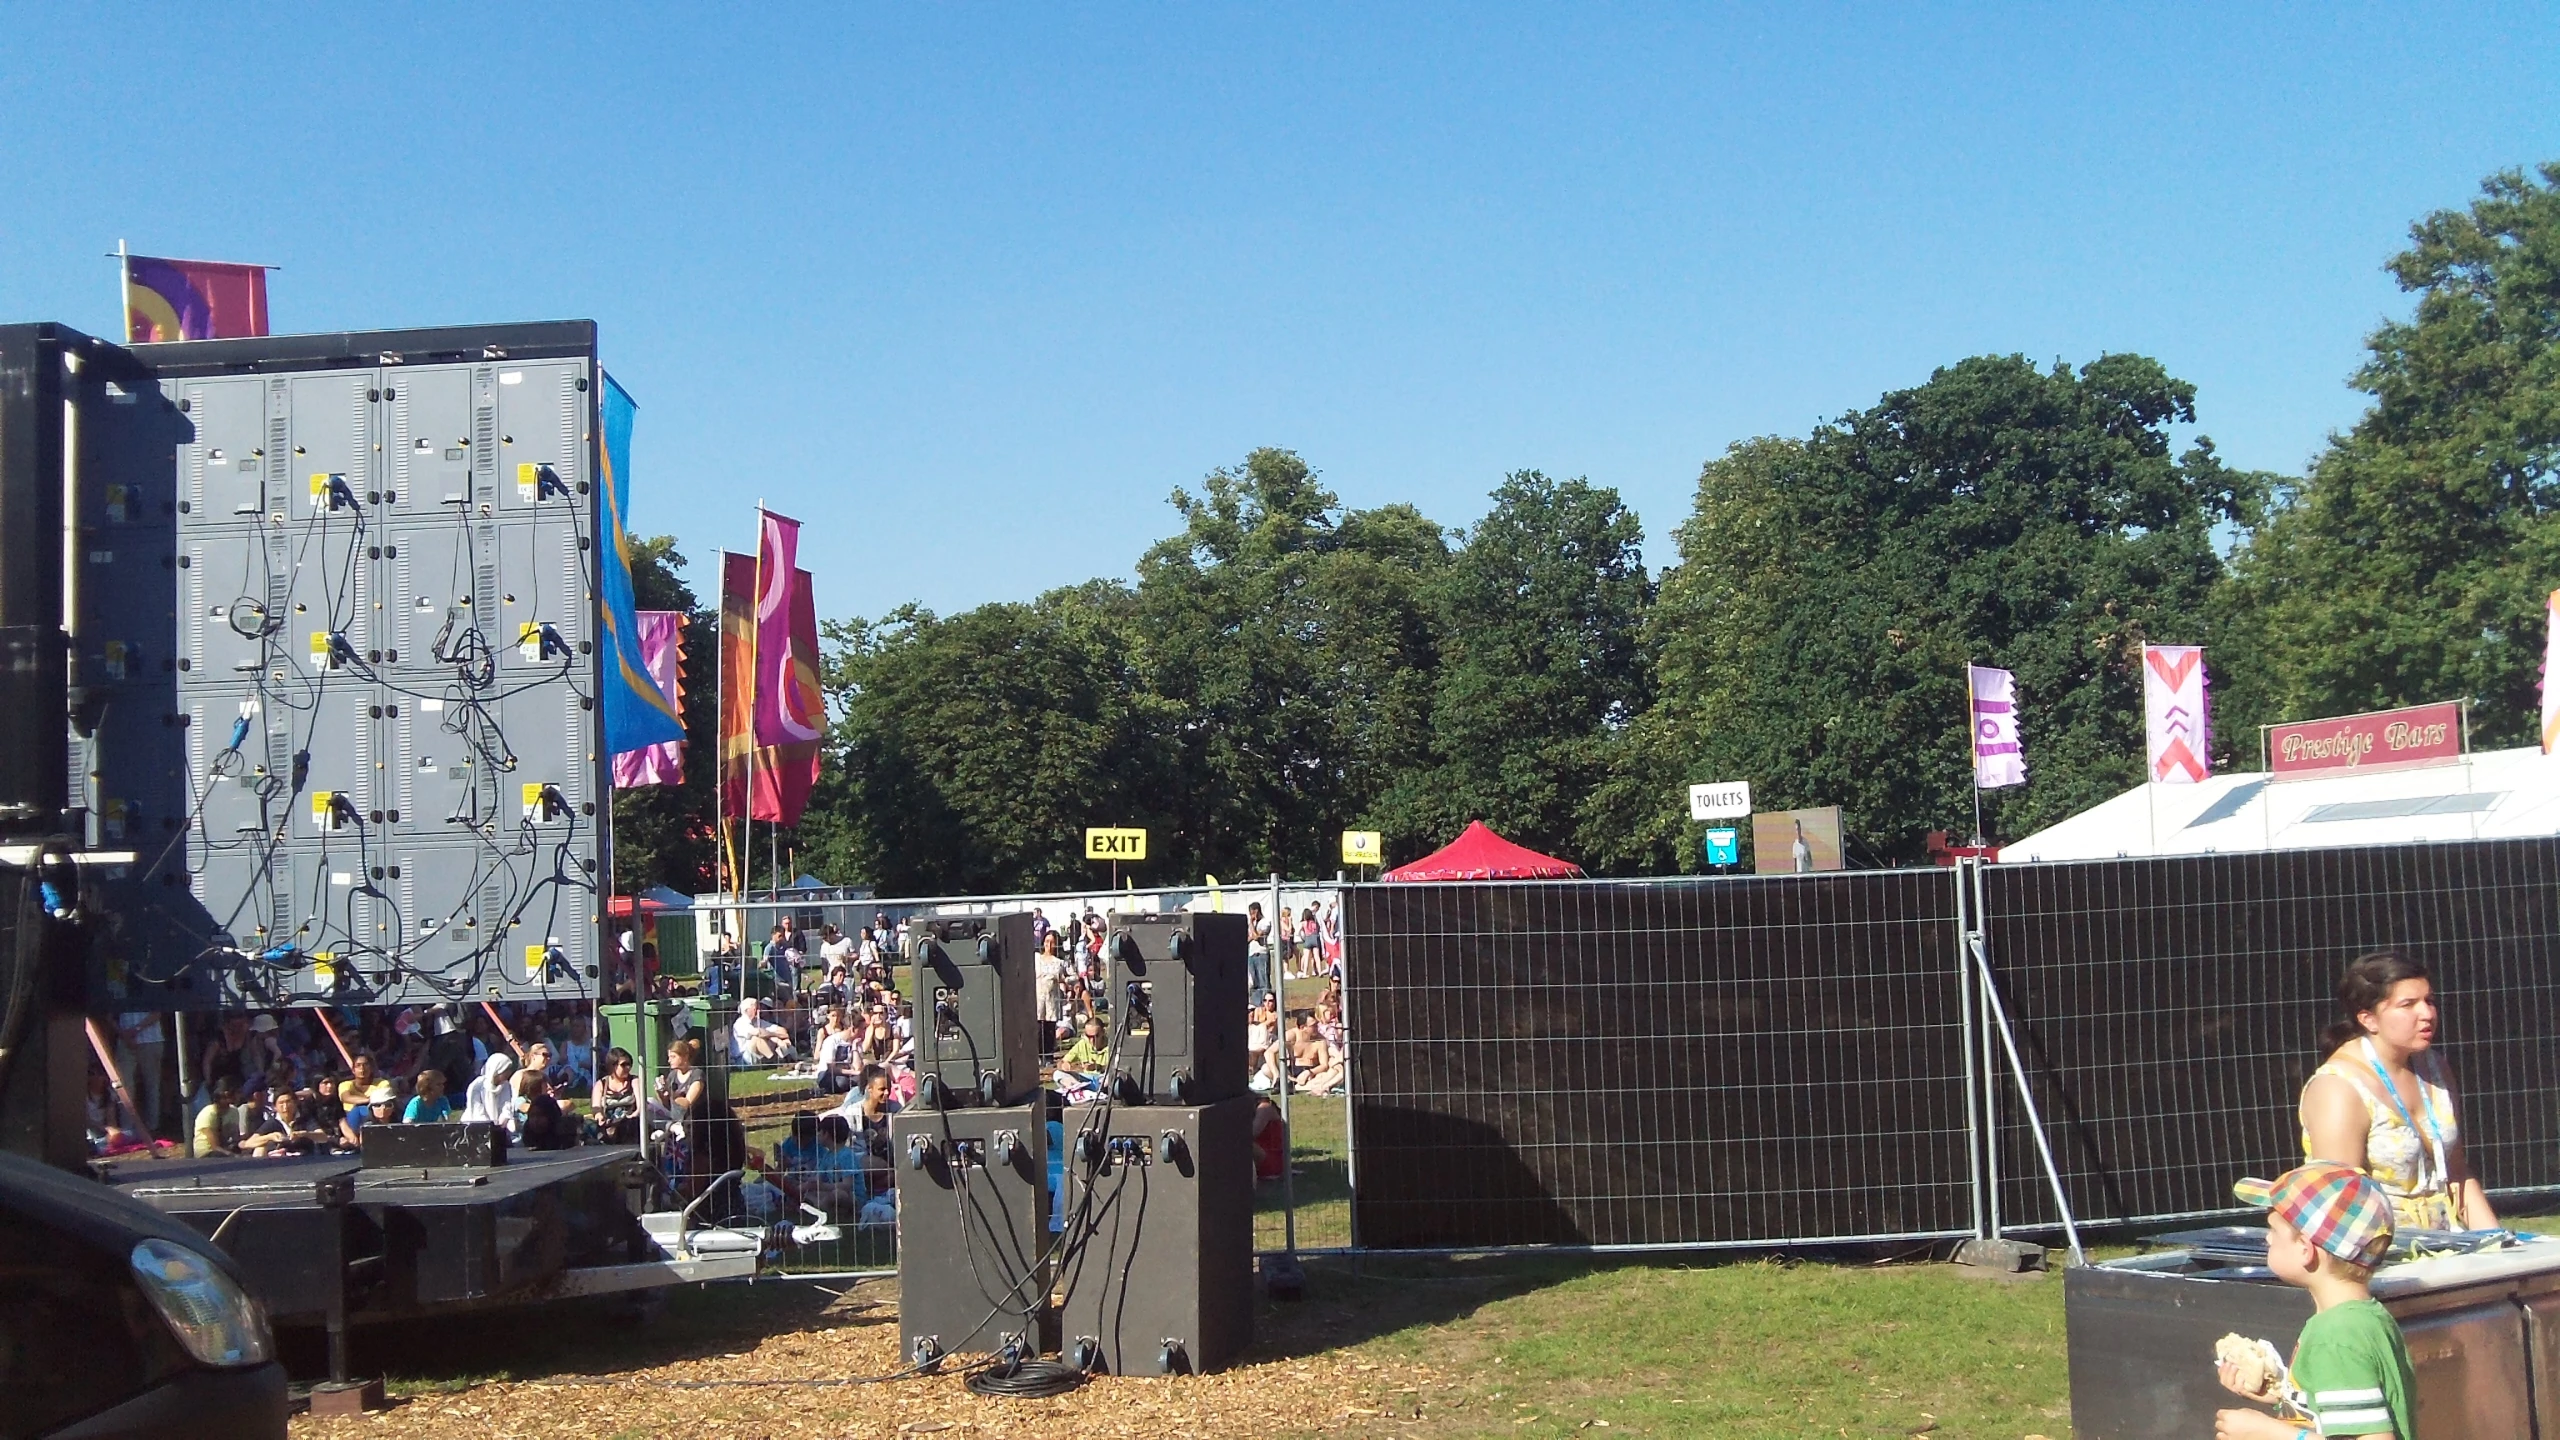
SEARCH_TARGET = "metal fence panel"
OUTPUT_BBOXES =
[1345,871,1973,1249]
[1980,836,2560,1231]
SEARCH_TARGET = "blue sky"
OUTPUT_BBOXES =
[5,7,2555,620]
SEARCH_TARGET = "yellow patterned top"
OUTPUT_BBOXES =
[2302,1042,2461,1232]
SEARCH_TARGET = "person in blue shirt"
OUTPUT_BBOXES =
[404,1068,454,1123]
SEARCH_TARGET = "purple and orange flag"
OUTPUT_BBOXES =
[124,254,271,342]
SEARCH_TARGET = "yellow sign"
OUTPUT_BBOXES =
[1085,827,1148,861]
[1342,830,1384,867]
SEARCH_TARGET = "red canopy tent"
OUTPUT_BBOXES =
[1381,820,1585,882]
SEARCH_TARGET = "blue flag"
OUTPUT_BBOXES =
[597,373,685,755]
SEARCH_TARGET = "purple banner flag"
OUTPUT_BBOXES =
[611,611,688,788]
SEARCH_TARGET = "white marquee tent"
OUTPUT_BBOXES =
[2003,745,2560,862]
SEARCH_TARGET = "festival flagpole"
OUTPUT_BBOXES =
[115,240,128,341]
[746,502,765,906]
[1967,666,1986,846]
[714,550,730,904]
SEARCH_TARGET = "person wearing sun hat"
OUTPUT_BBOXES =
[2214,1160,2416,1439]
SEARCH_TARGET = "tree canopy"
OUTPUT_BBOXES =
[612,161,2560,892]
[2216,163,2560,749]
[1629,355,2266,865]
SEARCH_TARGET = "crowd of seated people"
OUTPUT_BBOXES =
[89,905,1349,1257]
[123,1000,604,1162]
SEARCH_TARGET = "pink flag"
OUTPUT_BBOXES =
[749,569,824,827]
[1968,665,2027,790]
[2142,644,2210,784]
[611,611,688,788]
[751,511,824,748]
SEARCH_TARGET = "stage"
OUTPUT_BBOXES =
[96,1144,655,1326]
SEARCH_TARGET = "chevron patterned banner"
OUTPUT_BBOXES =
[2143,644,2210,784]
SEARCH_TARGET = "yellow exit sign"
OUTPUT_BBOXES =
[1085,827,1148,860]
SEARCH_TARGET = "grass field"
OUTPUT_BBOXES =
[294,1245,2074,1438]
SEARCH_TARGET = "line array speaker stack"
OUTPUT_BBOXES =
[893,911,1047,1366]
[905,913,1038,1110]
[892,908,1259,1376]
[1057,911,1255,1376]
[890,1100,1051,1365]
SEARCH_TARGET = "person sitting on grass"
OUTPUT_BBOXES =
[1285,1013,1345,1096]
[404,1067,454,1124]
[1054,1016,1112,1099]
[338,1080,397,1149]
[732,996,796,1065]
[813,1006,861,1095]
[251,1090,329,1156]
[830,1065,900,1196]
[233,1092,284,1157]
[2214,1161,2416,1439]
[192,1077,244,1157]
[513,1068,576,1151]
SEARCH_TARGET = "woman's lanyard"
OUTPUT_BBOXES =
[2361,1037,2449,1196]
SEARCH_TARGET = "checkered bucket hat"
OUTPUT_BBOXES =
[2233,1161,2395,1269]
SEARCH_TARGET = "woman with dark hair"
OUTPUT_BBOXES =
[2300,950,2495,1231]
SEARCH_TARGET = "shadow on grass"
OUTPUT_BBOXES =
[278,1282,889,1391]
[1246,1252,1613,1365]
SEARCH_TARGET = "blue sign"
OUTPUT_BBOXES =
[1703,827,1740,867]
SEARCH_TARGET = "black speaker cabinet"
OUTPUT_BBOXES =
[1059,1096,1255,1376]
[889,1101,1051,1364]
[359,1120,508,1169]
[905,912,1038,1109]
[1105,911,1246,1106]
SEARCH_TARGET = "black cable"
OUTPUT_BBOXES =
[961,1357,1085,1399]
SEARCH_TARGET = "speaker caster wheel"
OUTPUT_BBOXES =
[1158,1341,1187,1375]
[1069,1337,1101,1373]
[977,1071,1002,1107]
[906,1135,931,1171]
[910,1336,942,1371]
[1156,1130,1184,1165]
[917,1073,945,1110]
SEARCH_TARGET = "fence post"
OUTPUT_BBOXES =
[1966,860,2087,1267]
[1273,872,1296,1260]
[1971,859,2002,1240]
[1955,859,1986,1241]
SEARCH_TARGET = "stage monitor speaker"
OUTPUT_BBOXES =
[360,1120,508,1169]
[889,1101,1051,1364]
[1059,1095,1255,1376]
[1106,911,1246,1106]
[904,911,1038,1109]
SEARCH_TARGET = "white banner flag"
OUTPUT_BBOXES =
[2143,644,2210,783]
[2544,590,2560,756]
[1968,664,2027,790]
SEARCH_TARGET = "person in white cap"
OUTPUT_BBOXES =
[732,997,795,1065]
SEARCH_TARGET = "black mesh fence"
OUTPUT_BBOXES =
[1345,872,1975,1249]
[1979,836,2560,1231]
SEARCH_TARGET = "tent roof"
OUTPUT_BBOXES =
[2005,745,2560,862]
[1383,820,1585,882]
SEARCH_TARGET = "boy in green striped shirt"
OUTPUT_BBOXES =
[2215,1161,2417,1438]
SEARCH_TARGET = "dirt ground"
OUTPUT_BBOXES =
[290,1269,1454,1440]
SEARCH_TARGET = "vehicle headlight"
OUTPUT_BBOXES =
[128,1237,274,1368]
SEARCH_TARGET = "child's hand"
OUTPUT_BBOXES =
[2214,1408,2303,1439]
[2216,1357,2276,1401]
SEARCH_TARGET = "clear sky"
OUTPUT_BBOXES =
[5,7,2555,621]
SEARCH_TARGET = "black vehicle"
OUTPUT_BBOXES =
[0,1149,288,1439]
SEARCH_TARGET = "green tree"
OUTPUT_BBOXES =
[1133,448,1447,879]
[608,536,719,895]
[1626,355,2266,866]
[2217,162,2560,747]
[794,582,1172,895]
[1376,471,1652,865]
